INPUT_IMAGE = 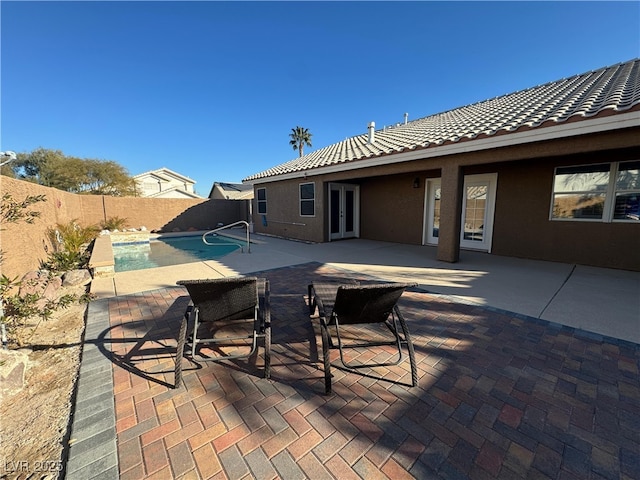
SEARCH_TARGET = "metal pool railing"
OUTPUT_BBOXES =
[202,220,251,253]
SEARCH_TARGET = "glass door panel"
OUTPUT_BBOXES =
[330,189,340,235]
[345,190,355,234]
[460,174,496,251]
[425,180,441,245]
[329,183,359,240]
[462,185,487,242]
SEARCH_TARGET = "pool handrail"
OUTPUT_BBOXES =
[202,220,251,253]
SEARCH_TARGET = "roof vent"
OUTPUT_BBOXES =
[367,121,375,143]
[404,112,408,124]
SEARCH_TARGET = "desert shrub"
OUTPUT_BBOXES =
[48,220,100,255]
[0,195,93,347]
[0,272,91,346]
[42,251,90,273]
[44,220,99,272]
[0,193,47,264]
[100,216,129,231]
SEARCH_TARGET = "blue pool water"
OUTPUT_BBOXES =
[113,235,245,272]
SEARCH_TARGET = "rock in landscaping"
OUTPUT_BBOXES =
[19,271,52,297]
[0,349,29,398]
[62,269,92,287]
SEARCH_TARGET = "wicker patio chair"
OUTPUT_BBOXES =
[309,281,417,394]
[174,276,270,388]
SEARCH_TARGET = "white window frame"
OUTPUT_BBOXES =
[423,179,441,245]
[612,160,640,222]
[550,160,639,223]
[256,187,267,215]
[299,182,315,217]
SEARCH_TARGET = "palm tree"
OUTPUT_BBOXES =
[289,126,312,157]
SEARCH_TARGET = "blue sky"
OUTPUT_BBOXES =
[2,1,639,195]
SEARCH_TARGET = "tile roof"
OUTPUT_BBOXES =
[209,182,254,199]
[244,59,640,182]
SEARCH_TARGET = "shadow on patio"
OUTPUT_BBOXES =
[90,262,639,479]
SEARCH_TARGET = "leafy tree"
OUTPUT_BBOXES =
[13,148,66,186]
[289,126,313,157]
[10,147,137,196]
[82,159,137,196]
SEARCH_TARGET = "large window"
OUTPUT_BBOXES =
[551,161,639,222]
[256,188,267,214]
[300,182,315,216]
[613,161,640,221]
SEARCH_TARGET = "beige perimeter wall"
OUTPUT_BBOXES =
[0,176,247,279]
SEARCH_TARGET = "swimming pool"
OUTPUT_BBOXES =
[113,235,245,272]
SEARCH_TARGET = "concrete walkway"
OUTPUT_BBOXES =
[93,235,640,344]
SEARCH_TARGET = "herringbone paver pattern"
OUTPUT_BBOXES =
[105,263,640,479]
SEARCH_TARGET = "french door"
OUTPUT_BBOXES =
[329,183,359,240]
[424,173,497,252]
[460,174,497,251]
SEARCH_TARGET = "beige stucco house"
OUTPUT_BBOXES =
[243,59,640,271]
[134,167,203,199]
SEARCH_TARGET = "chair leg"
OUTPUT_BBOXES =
[395,306,418,387]
[320,318,332,395]
[174,313,188,389]
[307,284,315,316]
[264,323,271,379]
[261,280,271,379]
[191,308,200,358]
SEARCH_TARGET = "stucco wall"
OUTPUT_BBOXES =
[359,173,426,244]
[1,176,247,278]
[490,152,640,271]
[251,178,324,242]
[248,128,640,271]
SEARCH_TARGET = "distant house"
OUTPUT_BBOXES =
[134,168,203,199]
[244,59,640,271]
[208,182,254,200]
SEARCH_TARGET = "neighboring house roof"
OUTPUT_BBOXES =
[244,59,640,182]
[143,186,203,199]
[133,167,197,184]
[208,182,254,200]
[134,167,203,198]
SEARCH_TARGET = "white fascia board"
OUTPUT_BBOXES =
[158,168,197,184]
[249,111,640,185]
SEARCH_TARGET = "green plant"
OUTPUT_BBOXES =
[0,272,93,347]
[1,193,48,347]
[43,220,99,272]
[48,220,99,256]
[0,196,95,348]
[0,193,46,224]
[0,193,47,264]
[100,216,129,231]
[41,250,90,273]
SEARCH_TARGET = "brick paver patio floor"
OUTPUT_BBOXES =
[104,262,639,479]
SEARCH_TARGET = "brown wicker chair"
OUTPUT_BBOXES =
[309,281,417,394]
[174,276,270,388]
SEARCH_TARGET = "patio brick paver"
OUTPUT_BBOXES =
[71,262,640,479]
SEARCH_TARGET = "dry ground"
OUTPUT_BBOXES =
[0,285,87,480]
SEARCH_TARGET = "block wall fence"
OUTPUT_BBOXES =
[0,176,248,279]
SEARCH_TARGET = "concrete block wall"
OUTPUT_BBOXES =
[0,176,248,279]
